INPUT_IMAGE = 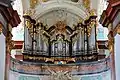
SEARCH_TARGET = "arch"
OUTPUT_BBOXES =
[32,1,88,20]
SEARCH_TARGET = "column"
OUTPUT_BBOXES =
[114,34,120,80]
[0,32,6,80]
[108,27,116,80]
[5,24,14,80]
[114,25,120,80]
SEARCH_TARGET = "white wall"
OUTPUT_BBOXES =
[9,69,111,80]
[0,33,6,80]
[115,34,120,80]
[9,71,49,80]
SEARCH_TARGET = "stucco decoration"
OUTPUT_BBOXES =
[30,0,38,9]
[37,9,81,30]
[30,0,88,20]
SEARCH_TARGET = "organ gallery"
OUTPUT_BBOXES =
[1,0,120,80]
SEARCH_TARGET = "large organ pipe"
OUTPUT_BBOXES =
[33,24,36,51]
[88,26,95,53]
[24,20,32,51]
[81,27,84,54]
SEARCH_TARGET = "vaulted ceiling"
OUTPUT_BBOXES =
[11,0,108,40]
[21,0,108,27]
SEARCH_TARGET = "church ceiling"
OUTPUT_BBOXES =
[25,0,91,20]
[37,9,81,29]
[22,0,95,36]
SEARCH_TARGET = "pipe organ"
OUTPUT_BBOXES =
[23,15,98,62]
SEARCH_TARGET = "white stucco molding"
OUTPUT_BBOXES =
[32,1,88,21]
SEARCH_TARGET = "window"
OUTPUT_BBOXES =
[12,0,24,41]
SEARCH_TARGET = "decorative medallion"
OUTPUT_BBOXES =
[55,21,66,35]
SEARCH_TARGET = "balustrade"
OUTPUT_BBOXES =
[10,57,110,75]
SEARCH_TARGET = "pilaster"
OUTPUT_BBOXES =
[5,24,14,80]
[108,23,116,80]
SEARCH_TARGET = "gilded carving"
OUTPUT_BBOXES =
[86,17,96,37]
[117,24,120,35]
[83,0,90,10]
[6,31,14,53]
[108,38,114,53]
[79,19,83,23]
[90,9,96,16]
[42,0,48,2]
[49,71,73,80]
[30,0,49,9]
[25,20,32,29]
[0,23,2,34]
[30,0,38,9]
[24,9,36,16]
[55,21,66,34]
[87,27,91,37]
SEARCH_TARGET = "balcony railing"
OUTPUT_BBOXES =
[10,57,110,75]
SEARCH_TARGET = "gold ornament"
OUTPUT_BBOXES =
[42,0,48,2]
[24,9,36,16]
[87,27,91,37]
[25,20,32,28]
[0,24,2,34]
[108,38,114,53]
[83,0,90,9]
[55,21,66,34]
[79,19,83,23]
[30,0,38,9]
[6,32,14,53]
[117,25,120,35]
[90,9,96,16]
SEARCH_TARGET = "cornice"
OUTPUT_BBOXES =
[0,4,21,27]
[0,22,2,34]
[99,2,120,27]
[113,23,120,36]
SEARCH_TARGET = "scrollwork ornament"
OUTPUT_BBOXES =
[25,20,32,29]
[9,40,14,52]
[90,21,95,28]
[41,0,48,2]
[30,0,38,9]
[108,38,114,52]
[83,0,90,11]
[6,32,14,53]
[117,26,120,35]
[24,9,36,16]
[108,38,114,46]
[87,28,91,37]
[90,9,96,16]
